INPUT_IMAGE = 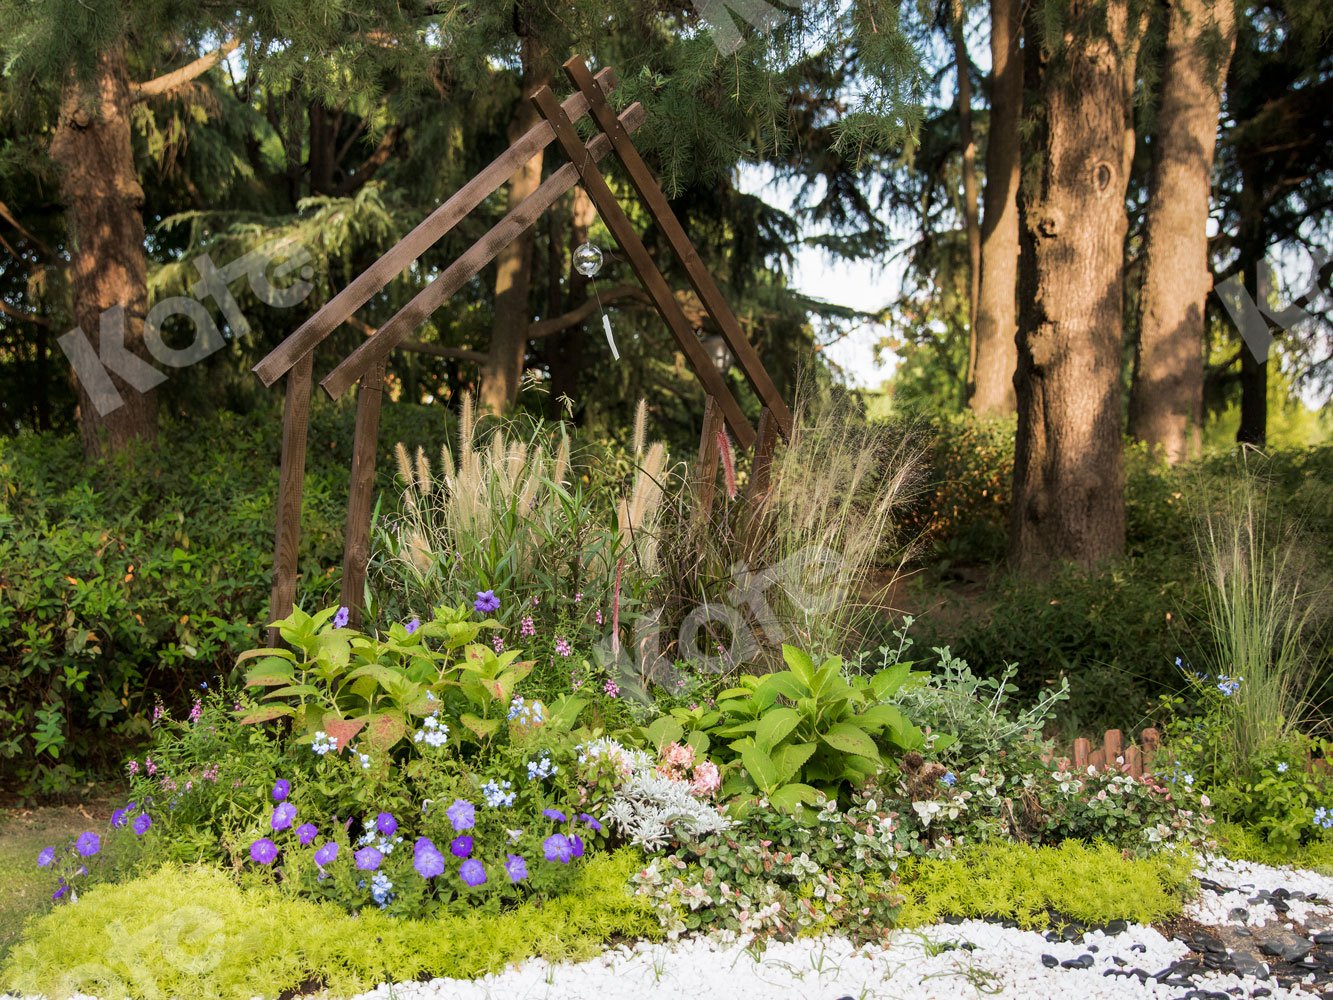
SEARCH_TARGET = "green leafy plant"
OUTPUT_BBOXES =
[659,645,933,809]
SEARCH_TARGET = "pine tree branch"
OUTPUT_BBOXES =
[0,199,55,259]
[131,38,240,102]
[401,340,487,362]
[332,125,402,196]
[0,299,50,326]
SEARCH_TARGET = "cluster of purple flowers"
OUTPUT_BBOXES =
[37,800,157,903]
[248,778,340,872]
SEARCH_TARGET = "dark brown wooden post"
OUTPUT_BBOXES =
[340,361,386,625]
[1073,737,1091,769]
[268,351,314,645]
[1125,745,1143,778]
[529,84,756,449]
[746,406,779,503]
[1104,728,1123,766]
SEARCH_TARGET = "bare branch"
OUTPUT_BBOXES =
[0,299,51,327]
[132,38,241,102]
[527,284,645,339]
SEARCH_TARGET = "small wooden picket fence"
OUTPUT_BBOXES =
[1042,727,1162,778]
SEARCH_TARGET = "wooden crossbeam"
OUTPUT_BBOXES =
[530,85,757,449]
[322,101,646,400]
[563,57,793,441]
[252,67,620,388]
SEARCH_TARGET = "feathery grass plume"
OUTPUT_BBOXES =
[632,399,648,457]
[438,442,456,485]
[394,442,414,486]
[1193,451,1329,763]
[414,446,431,494]
[718,431,737,500]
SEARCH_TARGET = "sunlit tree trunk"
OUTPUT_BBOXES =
[952,0,982,394]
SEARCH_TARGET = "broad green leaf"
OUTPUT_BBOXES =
[460,713,500,740]
[755,672,807,702]
[236,647,296,664]
[262,683,321,701]
[244,671,296,688]
[781,645,817,686]
[773,741,817,783]
[238,705,294,725]
[932,733,959,752]
[685,729,711,755]
[856,703,908,736]
[364,713,408,750]
[741,744,780,794]
[768,782,820,812]
[870,662,911,700]
[547,695,587,730]
[645,716,684,752]
[819,723,879,759]
[754,707,801,752]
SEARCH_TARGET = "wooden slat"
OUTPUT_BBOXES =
[746,406,779,503]
[252,68,620,388]
[339,361,386,625]
[1073,737,1090,769]
[694,395,725,522]
[1089,749,1106,771]
[268,351,314,644]
[1140,726,1161,770]
[1104,728,1123,765]
[530,84,756,449]
[1125,745,1142,778]
[322,102,646,400]
[563,56,794,441]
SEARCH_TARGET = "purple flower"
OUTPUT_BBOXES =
[52,882,69,902]
[405,617,421,635]
[354,846,383,871]
[450,835,473,858]
[133,813,152,836]
[75,832,100,857]
[314,842,339,866]
[414,842,446,879]
[271,802,297,831]
[333,606,350,629]
[459,859,487,886]
[578,813,603,832]
[473,590,501,615]
[295,823,318,845]
[570,834,585,859]
[543,808,567,822]
[543,834,573,864]
[272,779,291,802]
[446,799,476,831]
[36,846,56,868]
[375,812,397,836]
[504,854,528,883]
[111,807,129,829]
[250,838,278,864]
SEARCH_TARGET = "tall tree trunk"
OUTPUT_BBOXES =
[50,47,157,458]
[479,31,549,416]
[952,0,982,394]
[1236,159,1266,446]
[1010,0,1130,570]
[547,185,595,415]
[969,0,1022,415]
[1128,0,1235,463]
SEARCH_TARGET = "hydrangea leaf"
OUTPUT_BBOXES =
[753,707,801,752]
[322,717,366,750]
[238,705,295,725]
[819,723,878,759]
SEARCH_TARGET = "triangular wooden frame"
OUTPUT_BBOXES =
[254,56,793,634]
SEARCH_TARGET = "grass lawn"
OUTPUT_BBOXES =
[0,795,119,961]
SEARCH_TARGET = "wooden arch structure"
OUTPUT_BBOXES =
[254,56,793,631]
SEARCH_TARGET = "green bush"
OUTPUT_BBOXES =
[0,402,451,796]
[2,852,658,1000]
[895,841,1194,929]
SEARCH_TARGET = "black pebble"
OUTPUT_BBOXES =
[1131,943,1148,953]
[1041,954,1059,968]
[1060,954,1094,970]
[1104,919,1129,935]
[1229,908,1250,922]
[1315,932,1333,945]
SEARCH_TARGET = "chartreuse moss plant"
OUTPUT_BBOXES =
[895,841,1194,929]
[2,851,658,1000]
[1215,822,1333,875]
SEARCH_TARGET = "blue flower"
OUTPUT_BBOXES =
[543,834,573,864]
[36,846,56,868]
[272,779,291,802]
[1278,762,1289,774]
[354,846,383,871]
[578,813,603,832]
[447,799,476,831]
[314,842,339,866]
[450,835,473,858]
[333,606,350,629]
[75,832,100,857]
[370,872,394,907]
[940,772,957,787]
[505,854,528,883]
[527,756,557,781]
[473,590,501,615]
[543,808,567,822]
[405,617,421,635]
[414,840,446,879]
[111,806,129,829]
[482,779,515,808]
[459,859,487,886]
[1315,807,1333,830]
[1217,675,1242,697]
[132,813,152,836]
[250,838,278,864]
[311,731,338,755]
[296,823,318,845]
[271,802,297,831]
[375,812,398,836]
[569,834,585,859]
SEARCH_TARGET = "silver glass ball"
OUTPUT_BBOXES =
[573,242,604,278]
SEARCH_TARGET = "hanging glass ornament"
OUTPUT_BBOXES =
[573,242,604,278]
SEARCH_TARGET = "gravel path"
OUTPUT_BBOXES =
[348,854,1333,1000]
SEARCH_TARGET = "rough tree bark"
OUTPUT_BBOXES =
[1236,158,1266,447]
[50,48,157,458]
[1128,0,1235,463]
[479,28,550,416]
[952,0,982,392]
[1010,0,1131,570]
[969,0,1022,415]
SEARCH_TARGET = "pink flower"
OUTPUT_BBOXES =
[188,699,203,724]
[492,634,505,653]
[595,610,603,626]
[127,760,140,776]
[555,637,572,657]
[662,741,695,772]
[574,592,583,603]
[520,616,536,637]
[145,758,157,777]
[604,678,620,698]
